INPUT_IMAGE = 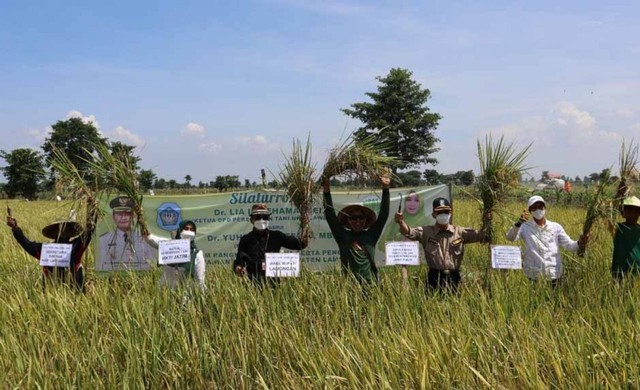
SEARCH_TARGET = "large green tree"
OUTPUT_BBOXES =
[0,148,46,199]
[342,68,442,171]
[41,117,107,178]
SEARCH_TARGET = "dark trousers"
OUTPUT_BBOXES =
[426,269,461,293]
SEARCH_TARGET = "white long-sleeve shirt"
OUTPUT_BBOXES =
[505,220,579,280]
[146,234,206,291]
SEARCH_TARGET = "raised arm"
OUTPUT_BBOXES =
[323,177,343,238]
[370,175,390,237]
[7,217,42,259]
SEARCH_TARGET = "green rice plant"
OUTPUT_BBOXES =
[278,134,319,239]
[322,133,400,183]
[578,168,614,256]
[82,141,148,235]
[2,198,640,388]
[615,139,638,209]
[47,143,102,227]
[476,135,531,243]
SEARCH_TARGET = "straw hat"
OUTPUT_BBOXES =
[337,205,377,227]
[42,220,83,240]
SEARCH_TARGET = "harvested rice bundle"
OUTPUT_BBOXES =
[83,141,149,235]
[579,169,613,257]
[476,135,531,244]
[322,134,399,184]
[278,135,319,240]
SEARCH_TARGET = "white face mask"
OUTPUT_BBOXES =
[436,213,451,225]
[532,209,546,220]
[254,220,269,231]
[181,230,196,241]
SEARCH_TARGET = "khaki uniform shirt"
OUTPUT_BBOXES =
[98,230,155,271]
[406,224,485,270]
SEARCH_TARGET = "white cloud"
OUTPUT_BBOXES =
[108,126,145,147]
[182,122,206,137]
[270,0,367,15]
[235,135,280,151]
[66,110,101,130]
[554,101,596,131]
[198,142,223,152]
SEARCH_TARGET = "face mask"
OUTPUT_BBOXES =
[181,230,196,241]
[254,220,269,231]
[436,213,451,225]
[532,209,546,220]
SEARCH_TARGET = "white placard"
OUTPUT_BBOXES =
[491,245,522,269]
[40,244,73,267]
[158,239,191,265]
[265,252,300,277]
[385,241,420,266]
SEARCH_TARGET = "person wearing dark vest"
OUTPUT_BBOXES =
[234,204,309,287]
[145,220,206,291]
[6,215,93,292]
[322,174,390,284]
[395,197,488,293]
[611,196,640,280]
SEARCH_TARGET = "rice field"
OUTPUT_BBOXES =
[1,196,639,388]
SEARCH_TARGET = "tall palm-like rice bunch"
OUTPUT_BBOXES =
[615,139,638,208]
[278,135,319,239]
[476,135,531,244]
[579,168,613,256]
[322,134,400,184]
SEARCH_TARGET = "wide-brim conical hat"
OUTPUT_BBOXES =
[337,205,377,227]
[41,221,83,240]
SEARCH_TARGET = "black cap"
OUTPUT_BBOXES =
[109,196,134,212]
[432,197,452,212]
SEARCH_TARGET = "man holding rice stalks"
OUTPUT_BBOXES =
[6,215,93,292]
[395,197,488,293]
[322,174,390,285]
[611,196,640,280]
[234,204,309,287]
[506,195,587,287]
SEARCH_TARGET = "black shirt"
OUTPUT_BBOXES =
[234,229,306,277]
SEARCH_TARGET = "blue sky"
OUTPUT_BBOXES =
[1,0,639,183]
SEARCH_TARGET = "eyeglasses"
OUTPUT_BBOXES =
[349,215,366,221]
[254,215,270,221]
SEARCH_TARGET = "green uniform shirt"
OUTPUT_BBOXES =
[612,223,640,274]
[323,188,390,283]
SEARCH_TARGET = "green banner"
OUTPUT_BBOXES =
[95,185,450,272]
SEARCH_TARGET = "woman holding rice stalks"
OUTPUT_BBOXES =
[322,174,390,285]
[144,220,206,291]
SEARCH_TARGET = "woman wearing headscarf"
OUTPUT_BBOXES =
[145,220,206,291]
[322,174,390,284]
[377,190,427,253]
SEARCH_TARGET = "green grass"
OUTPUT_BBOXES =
[1,198,639,388]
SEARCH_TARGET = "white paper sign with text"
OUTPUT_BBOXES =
[158,239,191,265]
[491,245,522,269]
[40,244,73,267]
[385,241,420,266]
[265,252,300,277]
